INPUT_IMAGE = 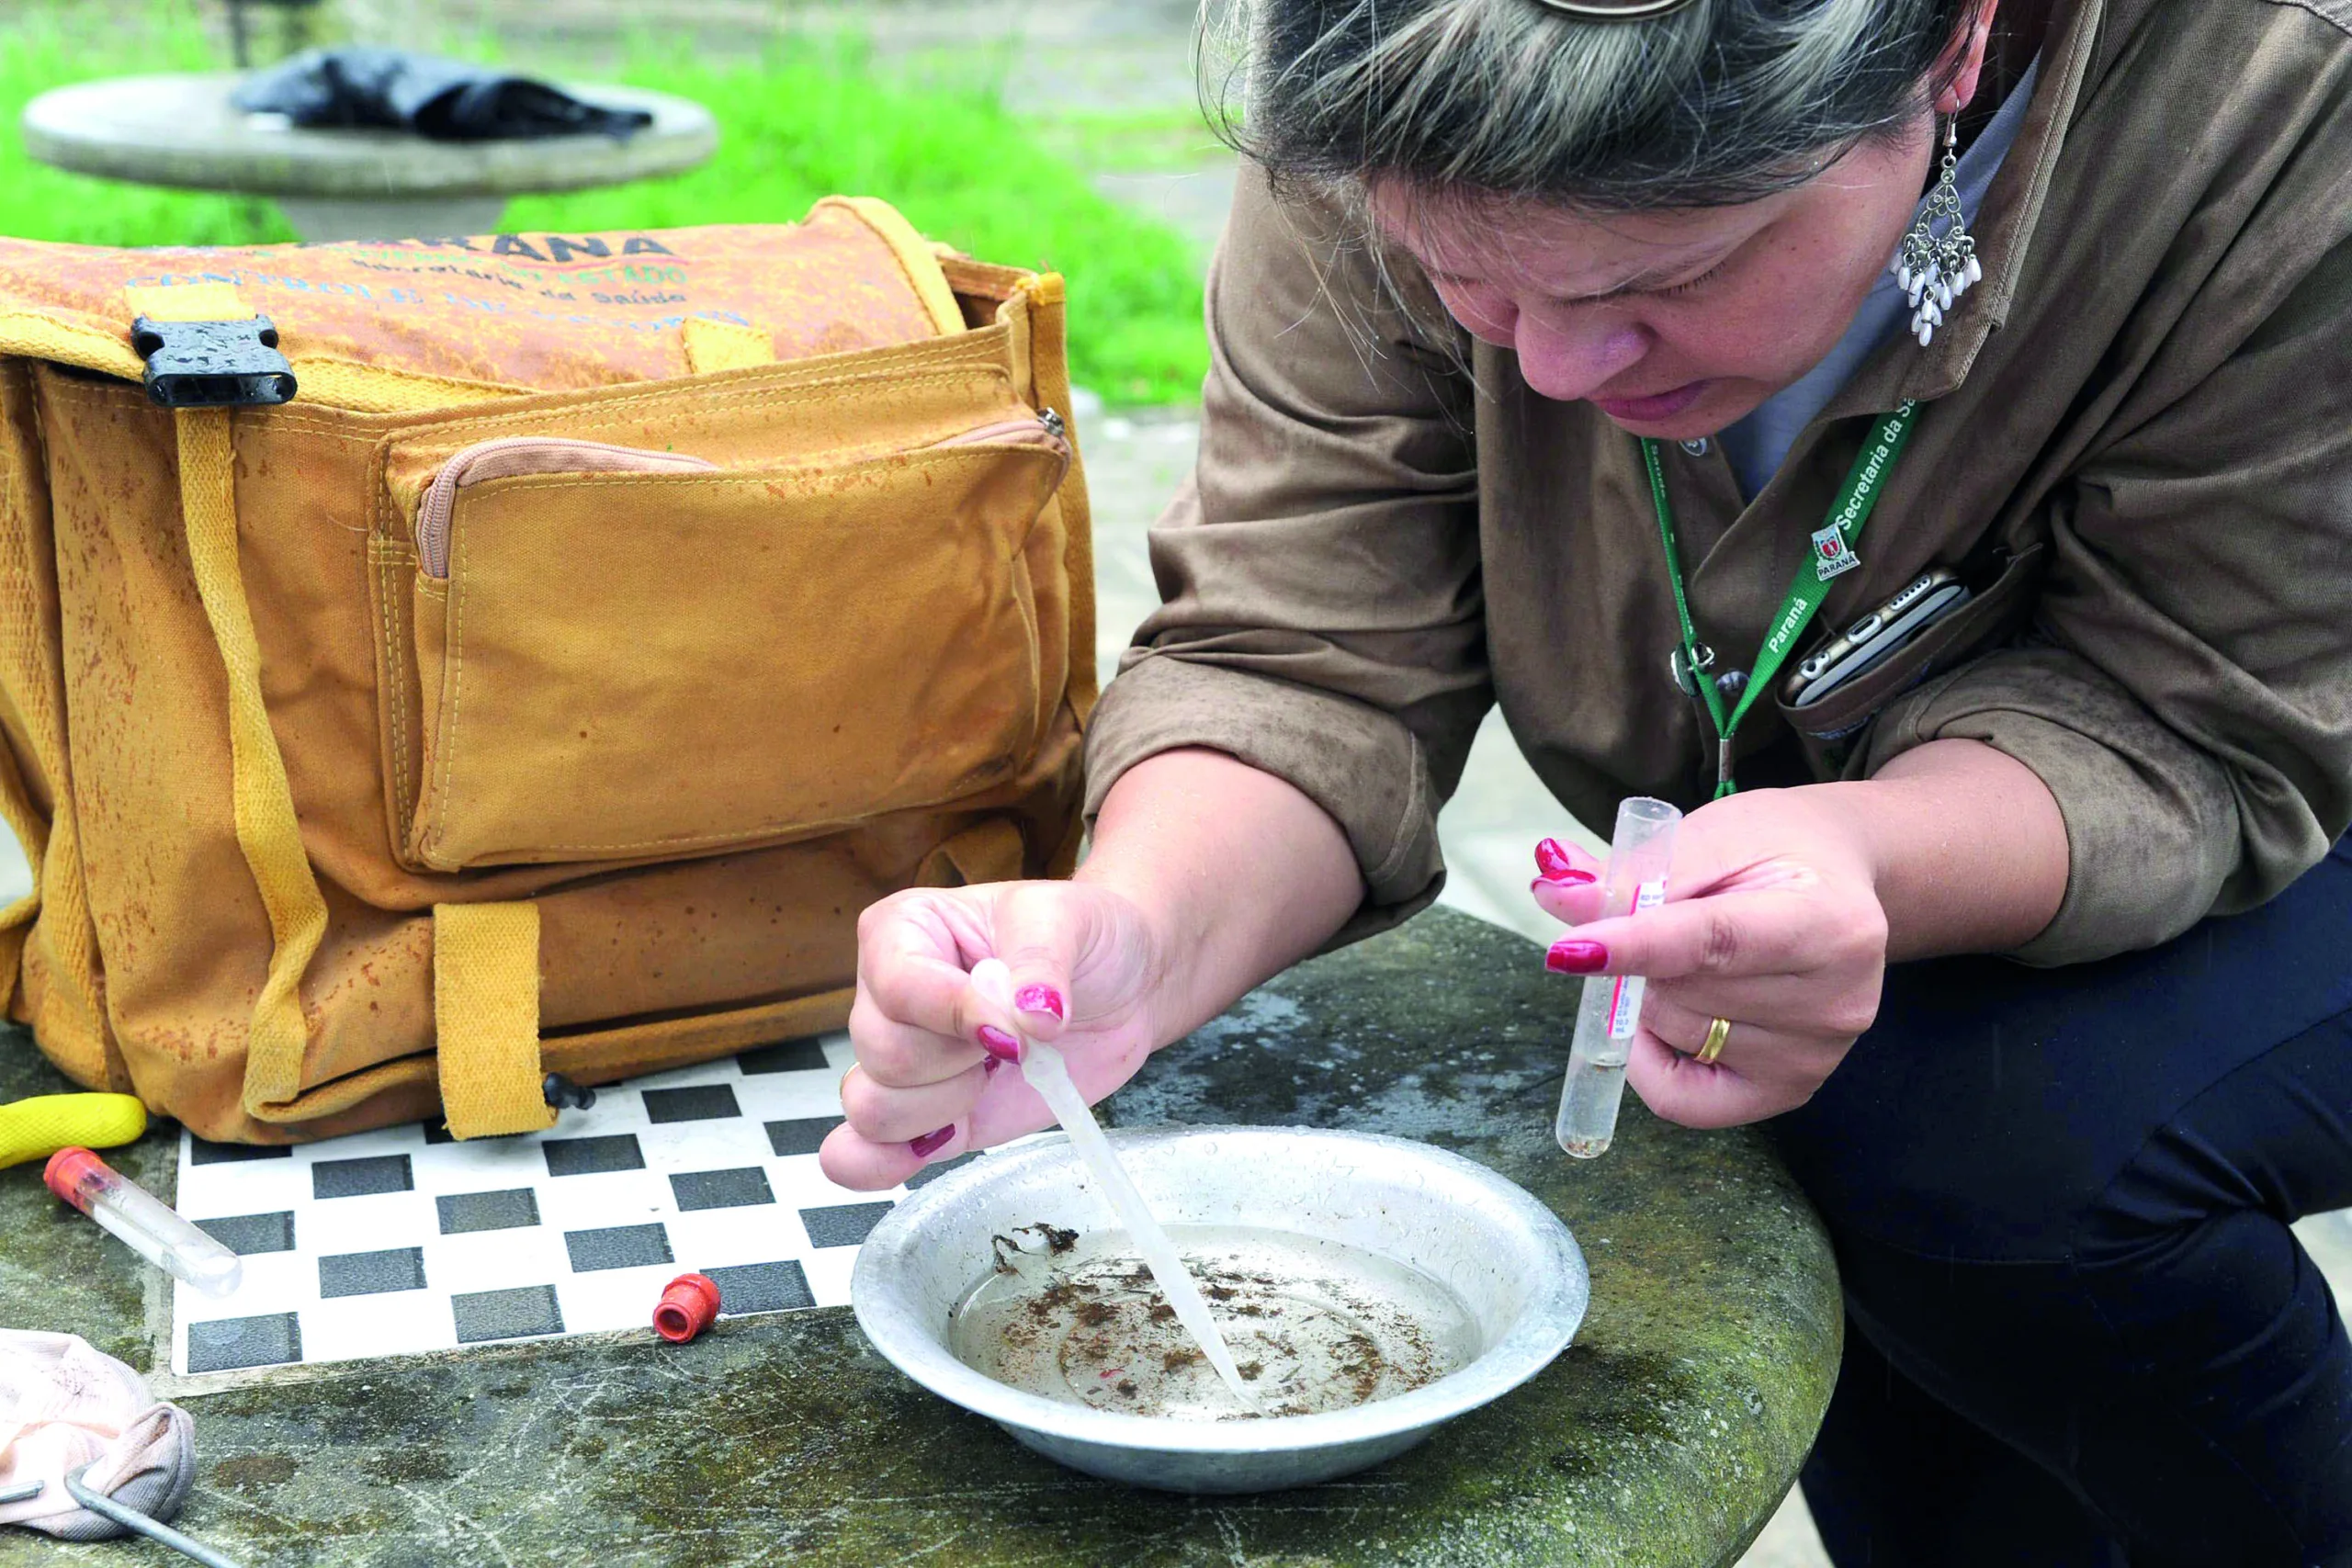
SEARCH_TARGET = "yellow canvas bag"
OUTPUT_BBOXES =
[0,198,1094,1143]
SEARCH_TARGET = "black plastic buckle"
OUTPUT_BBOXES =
[542,1073,597,1113]
[130,316,297,409]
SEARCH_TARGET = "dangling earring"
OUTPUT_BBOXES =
[1890,116,1981,348]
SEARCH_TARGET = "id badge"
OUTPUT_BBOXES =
[1812,524,1860,581]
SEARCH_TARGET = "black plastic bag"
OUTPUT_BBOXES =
[232,49,653,141]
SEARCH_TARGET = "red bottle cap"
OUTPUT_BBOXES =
[652,1272,722,1343]
[43,1146,107,1211]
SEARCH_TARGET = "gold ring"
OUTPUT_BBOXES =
[1697,1017,1732,1066]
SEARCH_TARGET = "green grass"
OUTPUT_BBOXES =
[1029,104,1233,176]
[0,15,1208,403]
[0,15,300,247]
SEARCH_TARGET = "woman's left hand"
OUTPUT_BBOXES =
[1532,786,1892,1128]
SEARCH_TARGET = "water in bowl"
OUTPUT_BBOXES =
[946,1223,1481,1421]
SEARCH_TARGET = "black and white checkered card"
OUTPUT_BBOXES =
[169,1032,960,1375]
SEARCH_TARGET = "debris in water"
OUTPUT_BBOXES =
[947,1223,1478,1422]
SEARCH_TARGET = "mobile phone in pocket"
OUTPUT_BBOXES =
[1781,568,1973,711]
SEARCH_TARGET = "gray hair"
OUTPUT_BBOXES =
[1201,0,1982,213]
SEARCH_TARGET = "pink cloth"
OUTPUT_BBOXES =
[0,1330,194,1541]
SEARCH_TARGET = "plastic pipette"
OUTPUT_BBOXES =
[1555,796,1683,1159]
[44,1146,243,1297]
[968,958,1263,1412]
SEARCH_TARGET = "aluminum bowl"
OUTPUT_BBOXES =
[851,1124,1587,1494]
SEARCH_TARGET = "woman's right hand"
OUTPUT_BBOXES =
[821,748,1368,1190]
[817,878,1170,1191]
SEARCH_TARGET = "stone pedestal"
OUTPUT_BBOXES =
[18,73,716,243]
[0,908,1840,1566]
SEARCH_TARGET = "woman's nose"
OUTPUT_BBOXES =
[1513,314,1650,404]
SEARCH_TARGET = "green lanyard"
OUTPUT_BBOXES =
[1640,400,1920,797]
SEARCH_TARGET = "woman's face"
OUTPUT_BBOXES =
[1370,112,1938,441]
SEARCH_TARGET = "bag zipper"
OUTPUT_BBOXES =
[416,436,720,580]
[415,412,1070,581]
[929,408,1072,483]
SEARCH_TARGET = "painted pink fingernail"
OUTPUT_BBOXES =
[1534,838,1580,879]
[1545,939,1610,975]
[1531,871,1598,894]
[1013,984,1066,1022]
[982,1055,1003,1077]
[978,1025,1023,1065]
[910,1125,956,1157]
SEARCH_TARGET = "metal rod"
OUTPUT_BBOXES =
[62,1467,246,1568]
[0,1481,43,1505]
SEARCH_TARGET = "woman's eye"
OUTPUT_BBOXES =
[1651,262,1729,299]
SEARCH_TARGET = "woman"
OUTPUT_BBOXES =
[823,0,2352,1558]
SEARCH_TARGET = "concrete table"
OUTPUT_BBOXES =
[19,73,716,242]
[0,908,1839,1567]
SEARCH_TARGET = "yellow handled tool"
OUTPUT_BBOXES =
[0,1093,148,1169]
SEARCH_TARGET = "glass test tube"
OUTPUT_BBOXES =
[44,1146,243,1296]
[1555,796,1683,1160]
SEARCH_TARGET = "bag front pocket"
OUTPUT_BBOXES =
[403,420,1069,871]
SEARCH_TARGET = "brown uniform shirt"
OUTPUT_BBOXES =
[1083,0,2352,965]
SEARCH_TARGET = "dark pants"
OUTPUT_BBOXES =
[1768,837,2352,1566]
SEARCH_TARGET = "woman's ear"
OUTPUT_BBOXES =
[1931,0,2000,117]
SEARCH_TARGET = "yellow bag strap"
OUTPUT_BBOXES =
[0,310,142,382]
[139,279,537,1126]
[433,901,554,1138]
[161,347,333,1113]
[821,197,967,338]
[124,281,250,325]
[0,731,47,1016]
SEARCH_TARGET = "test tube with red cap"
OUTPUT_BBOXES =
[45,1147,243,1297]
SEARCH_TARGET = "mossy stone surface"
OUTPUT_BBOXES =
[0,907,1838,1566]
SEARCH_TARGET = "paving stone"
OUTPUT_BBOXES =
[699,1260,815,1315]
[797,1201,894,1250]
[669,1167,775,1213]
[184,1312,301,1374]
[542,1134,645,1178]
[436,1188,542,1235]
[310,1154,412,1200]
[318,1247,428,1299]
[188,1137,292,1166]
[737,1038,831,1075]
[564,1223,673,1273]
[194,1211,297,1256]
[450,1283,565,1344]
[640,1085,741,1124]
[763,1115,842,1156]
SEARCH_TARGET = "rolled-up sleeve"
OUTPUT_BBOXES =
[1861,245,2352,964]
[1083,166,1487,940]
